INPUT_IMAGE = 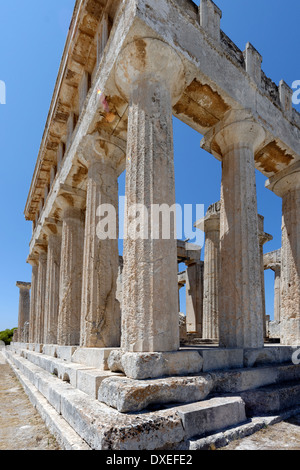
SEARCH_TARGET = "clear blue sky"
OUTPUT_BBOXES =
[0,0,299,331]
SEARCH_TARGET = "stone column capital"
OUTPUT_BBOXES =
[201,109,266,158]
[55,184,86,213]
[115,38,186,104]
[43,217,63,237]
[26,254,39,267]
[77,131,126,171]
[265,161,300,198]
[16,281,31,291]
[195,202,220,232]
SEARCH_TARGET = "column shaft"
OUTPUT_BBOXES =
[280,187,300,344]
[58,207,84,346]
[186,261,204,334]
[44,234,61,344]
[80,157,120,348]
[35,252,47,344]
[214,118,265,349]
[121,79,179,352]
[29,264,38,343]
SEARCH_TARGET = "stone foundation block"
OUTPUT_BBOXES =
[72,348,116,370]
[176,396,247,439]
[77,370,124,398]
[110,350,203,379]
[98,374,213,412]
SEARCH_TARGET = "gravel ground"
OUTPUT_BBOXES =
[0,352,60,450]
[219,414,300,450]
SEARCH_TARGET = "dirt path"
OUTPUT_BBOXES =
[0,352,60,450]
[220,414,300,450]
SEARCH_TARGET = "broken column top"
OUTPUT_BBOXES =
[16,282,31,290]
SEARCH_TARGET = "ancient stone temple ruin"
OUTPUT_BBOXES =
[5,0,300,450]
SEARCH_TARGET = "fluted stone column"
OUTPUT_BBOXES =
[35,249,48,344]
[43,220,62,344]
[207,111,265,349]
[273,265,281,323]
[185,261,204,335]
[57,189,85,346]
[79,135,124,348]
[258,215,273,339]
[115,38,186,353]
[266,161,300,345]
[16,282,31,342]
[196,202,220,341]
[27,256,38,343]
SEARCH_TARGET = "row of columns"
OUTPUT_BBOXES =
[22,38,300,354]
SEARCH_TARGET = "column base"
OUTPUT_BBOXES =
[108,350,203,379]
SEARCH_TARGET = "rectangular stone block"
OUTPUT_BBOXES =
[72,348,116,370]
[56,346,78,362]
[77,370,124,398]
[177,397,247,439]
[197,348,244,372]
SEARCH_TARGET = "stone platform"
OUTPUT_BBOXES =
[2,343,300,450]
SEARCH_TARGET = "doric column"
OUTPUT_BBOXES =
[56,186,85,346]
[43,219,62,344]
[196,202,220,341]
[203,110,266,349]
[27,255,39,343]
[79,134,125,348]
[115,38,186,352]
[16,282,31,342]
[185,260,204,335]
[35,246,48,344]
[273,265,281,323]
[258,215,273,339]
[266,161,300,345]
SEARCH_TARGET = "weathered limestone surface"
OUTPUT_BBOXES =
[267,162,300,345]
[27,259,38,344]
[203,110,265,349]
[112,350,204,380]
[185,261,204,334]
[196,202,220,340]
[264,249,281,326]
[115,38,185,353]
[16,282,31,343]
[44,232,61,345]
[98,374,213,413]
[35,250,48,344]
[58,205,85,346]
[79,135,124,348]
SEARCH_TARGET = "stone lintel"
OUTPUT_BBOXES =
[177,239,202,264]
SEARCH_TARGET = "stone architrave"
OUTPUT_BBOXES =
[202,110,266,349]
[43,219,62,345]
[266,161,300,345]
[195,201,220,341]
[79,134,125,348]
[16,281,31,342]
[56,186,85,346]
[115,38,186,353]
